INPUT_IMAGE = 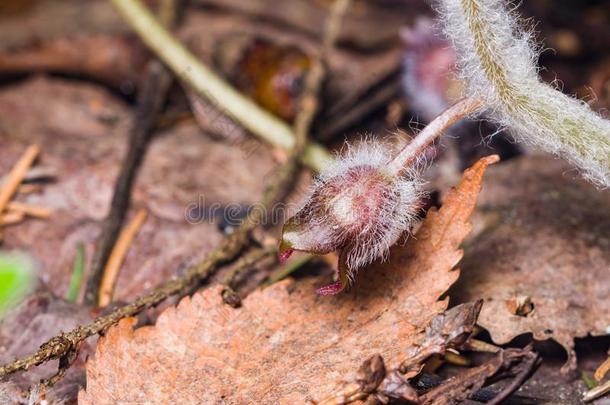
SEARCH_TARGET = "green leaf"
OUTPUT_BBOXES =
[0,251,36,319]
[65,243,86,303]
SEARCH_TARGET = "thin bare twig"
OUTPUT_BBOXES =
[318,72,402,141]
[293,0,350,150]
[17,184,43,194]
[83,5,177,305]
[221,247,275,307]
[223,247,276,286]
[26,350,77,403]
[0,145,40,220]
[98,208,148,307]
[487,350,539,405]
[0,211,24,226]
[84,61,172,305]
[6,201,51,219]
[594,353,610,381]
[110,0,332,171]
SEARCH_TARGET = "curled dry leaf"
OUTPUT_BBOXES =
[399,300,483,376]
[419,345,538,405]
[78,156,498,404]
[452,155,610,372]
[319,301,483,404]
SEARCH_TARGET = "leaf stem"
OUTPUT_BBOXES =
[386,97,484,175]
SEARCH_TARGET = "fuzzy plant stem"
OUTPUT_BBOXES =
[110,0,331,172]
[437,0,610,187]
[387,96,484,175]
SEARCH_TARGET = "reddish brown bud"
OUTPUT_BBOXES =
[279,143,425,295]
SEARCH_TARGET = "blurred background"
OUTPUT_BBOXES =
[0,0,608,403]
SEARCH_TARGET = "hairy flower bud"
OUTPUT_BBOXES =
[279,143,425,295]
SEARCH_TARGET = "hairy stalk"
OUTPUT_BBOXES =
[437,0,610,187]
[386,97,484,175]
[110,0,332,171]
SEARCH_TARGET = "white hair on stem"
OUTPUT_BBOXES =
[436,0,610,187]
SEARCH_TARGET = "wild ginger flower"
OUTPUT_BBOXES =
[437,0,610,187]
[280,98,483,295]
[279,142,425,295]
[280,0,610,295]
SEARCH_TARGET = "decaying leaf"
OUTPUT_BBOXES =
[319,301,483,404]
[193,0,418,51]
[0,76,275,300]
[0,0,126,52]
[78,156,497,404]
[399,300,483,376]
[0,35,147,91]
[452,155,610,371]
[419,346,538,405]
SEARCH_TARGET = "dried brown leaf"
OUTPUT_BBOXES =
[319,302,484,404]
[0,0,126,52]
[399,300,483,376]
[78,156,498,404]
[419,346,538,405]
[0,35,147,90]
[0,76,274,300]
[452,155,610,371]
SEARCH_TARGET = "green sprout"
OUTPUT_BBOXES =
[0,251,36,319]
